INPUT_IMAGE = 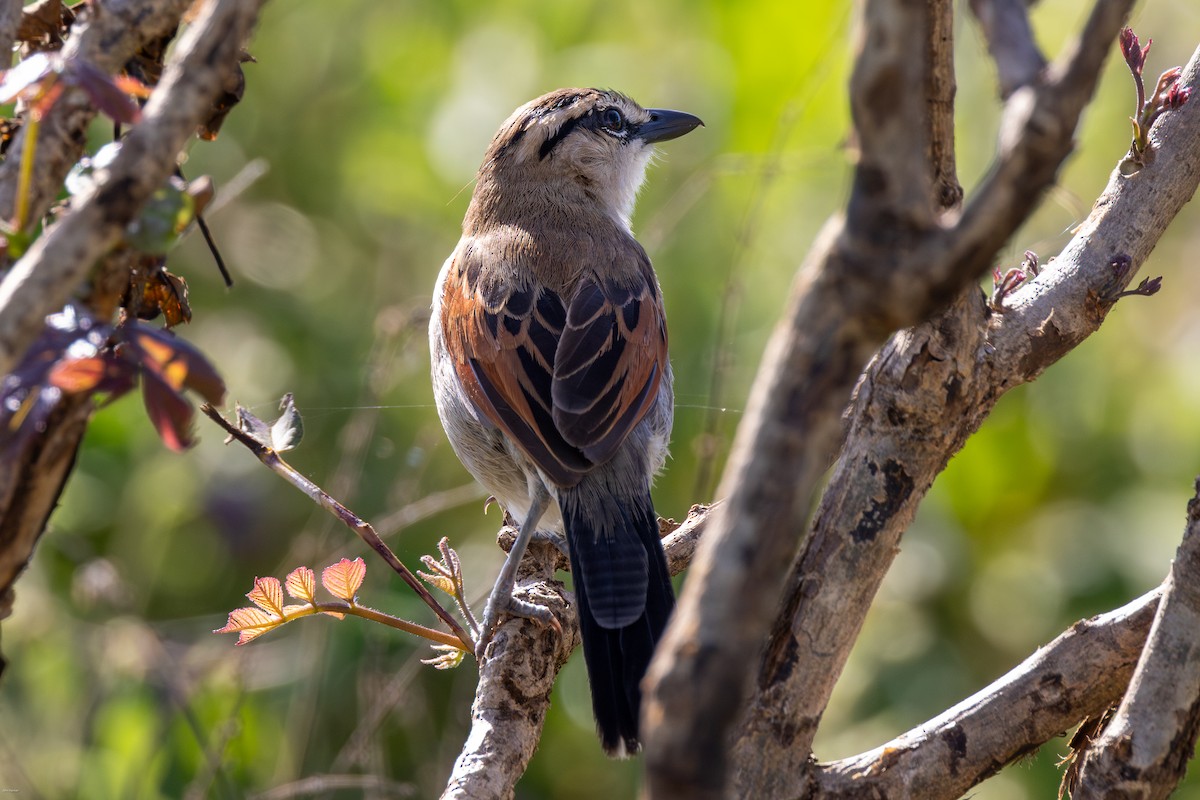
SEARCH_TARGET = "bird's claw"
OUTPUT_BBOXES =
[475,591,561,657]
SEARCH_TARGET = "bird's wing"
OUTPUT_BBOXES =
[440,242,590,486]
[439,242,666,487]
[551,273,666,465]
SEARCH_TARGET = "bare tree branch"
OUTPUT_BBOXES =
[970,0,1048,97]
[817,589,1161,799]
[0,0,195,227]
[1072,478,1200,798]
[0,0,22,64]
[730,38,1200,800]
[440,542,577,800]
[439,511,707,799]
[642,2,1133,795]
[727,290,991,798]
[642,0,940,788]
[0,0,266,375]
[926,0,962,211]
[661,502,714,576]
[0,0,268,622]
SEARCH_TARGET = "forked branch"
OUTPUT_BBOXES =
[642,2,1136,796]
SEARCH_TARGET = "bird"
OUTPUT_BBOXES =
[429,87,702,756]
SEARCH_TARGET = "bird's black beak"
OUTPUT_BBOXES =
[639,108,704,143]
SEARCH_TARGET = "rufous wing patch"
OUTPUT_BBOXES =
[441,242,666,487]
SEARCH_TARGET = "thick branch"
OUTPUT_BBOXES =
[730,38,1200,799]
[728,289,991,798]
[817,590,1161,798]
[0,0,265,376]
[1073,479,1200,798]
[642,2,1132,796]
[642,4,940,792]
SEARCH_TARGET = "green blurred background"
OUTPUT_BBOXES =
[3,0,1200,797]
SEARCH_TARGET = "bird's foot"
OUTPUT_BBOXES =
[475,587,561,657]
[475,485,562,658]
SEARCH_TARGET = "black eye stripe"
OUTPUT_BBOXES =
[539,115,584,159]
[538,104,636,160]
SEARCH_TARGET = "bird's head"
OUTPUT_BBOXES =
[473,88,703,231]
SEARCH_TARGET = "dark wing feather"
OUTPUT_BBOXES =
[552,274,666,465]
[440,247,590,486]
[440,240,666,486]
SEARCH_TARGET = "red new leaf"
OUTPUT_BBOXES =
[48,352,136,396]
[141,367,194,452]
[132,326,225,405]
[322,558,366,602]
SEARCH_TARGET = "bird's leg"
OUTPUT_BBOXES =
[476,482,558,656]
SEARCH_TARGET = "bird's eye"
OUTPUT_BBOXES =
[601,108,625,133]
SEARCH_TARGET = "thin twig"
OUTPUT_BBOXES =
[200,403,473,652]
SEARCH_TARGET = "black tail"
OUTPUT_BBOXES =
[561,487,674,757]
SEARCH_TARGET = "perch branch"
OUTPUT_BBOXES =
[440,506,708,800]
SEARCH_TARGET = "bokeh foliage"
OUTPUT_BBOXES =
[3,1,1200,797]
